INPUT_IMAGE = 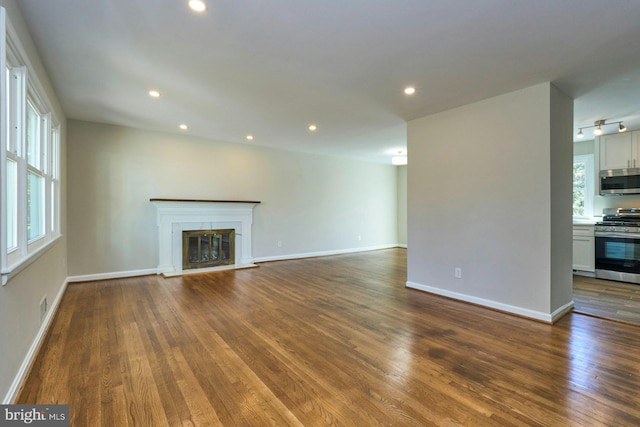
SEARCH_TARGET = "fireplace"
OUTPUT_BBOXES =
[183,229,235,270]
[150,199,260,277]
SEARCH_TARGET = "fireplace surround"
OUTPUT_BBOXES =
[151,199,260,276]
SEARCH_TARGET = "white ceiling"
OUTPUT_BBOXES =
[15,0,640,164]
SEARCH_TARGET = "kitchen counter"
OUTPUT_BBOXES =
[573,218,599,225]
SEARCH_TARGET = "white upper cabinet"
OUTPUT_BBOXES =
[599,132,635,170]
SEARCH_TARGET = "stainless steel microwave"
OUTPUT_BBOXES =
[600,168,640,195]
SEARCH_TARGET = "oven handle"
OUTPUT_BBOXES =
[595,232,640,239]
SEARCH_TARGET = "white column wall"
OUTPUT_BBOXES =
[406,82,573,322]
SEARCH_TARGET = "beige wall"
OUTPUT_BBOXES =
[0,0,67,402]
[406,82,573,321]
[67,120,399,276]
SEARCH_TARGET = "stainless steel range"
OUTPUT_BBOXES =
[595,208,640,284]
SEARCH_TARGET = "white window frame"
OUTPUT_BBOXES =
[1,8,61,285]
[573,154,594,219]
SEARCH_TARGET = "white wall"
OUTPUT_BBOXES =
[406,82,573,322]
[550,85,574,313]
[67,120,399,276]
[396,165,407,246]
[573,139,594,157]
[0,0,67,402]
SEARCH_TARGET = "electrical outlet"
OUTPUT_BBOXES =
[40,296,48,323]
[454,268,462,279]
[277,240,282,248]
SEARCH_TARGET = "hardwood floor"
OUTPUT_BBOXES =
[573,274,640,325]
[18,249,640,425]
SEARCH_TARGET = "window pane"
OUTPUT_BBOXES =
[5,67,9,152]
[6,159,17,250]
[50,181,57,233]
[26,101,41,169]
[51,127,59,179]
[27,170,45,240]
[573,161,586,216]
[41,115,49,174]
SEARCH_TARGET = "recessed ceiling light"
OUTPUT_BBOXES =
[308,124,317,131]
[179,124,188,130]
[246,135,254,140]
[188,0,207,12]
[404,87,416,95]
[149,90,160,98]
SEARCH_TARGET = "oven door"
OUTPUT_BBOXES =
[595,232,640,283]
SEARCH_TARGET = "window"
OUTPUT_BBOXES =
[2,8,61,285]
[573,154,594,218]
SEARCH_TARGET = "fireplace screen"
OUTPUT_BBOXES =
[182,229,235,270]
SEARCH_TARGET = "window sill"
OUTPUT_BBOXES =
[1,234,62,285]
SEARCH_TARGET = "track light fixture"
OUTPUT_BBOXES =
[577,119,626,138]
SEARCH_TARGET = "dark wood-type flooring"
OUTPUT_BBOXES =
[18,249,640,425]
[573,274,640,325]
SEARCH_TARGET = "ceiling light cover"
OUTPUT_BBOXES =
[148,90,160,98]
[308,124,317,131]
[404,87,416,95]
[179,124,188,130]
[246,135,254,140]
[188,0,207,12]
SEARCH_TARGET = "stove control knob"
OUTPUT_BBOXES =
[625,227,630,232]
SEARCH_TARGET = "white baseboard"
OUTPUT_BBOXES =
[550,300,575,323]
[406,280,574,324]
[254,244,402,263]
[572,270,595,278]
[3,278,69,404]
[67,268,158,283]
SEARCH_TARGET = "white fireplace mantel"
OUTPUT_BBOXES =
[151,199,260,277]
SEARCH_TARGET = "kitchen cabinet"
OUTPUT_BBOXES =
[573,225,595,273]
[598,132,637,170]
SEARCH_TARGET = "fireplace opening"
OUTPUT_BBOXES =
[182,229,235,270]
